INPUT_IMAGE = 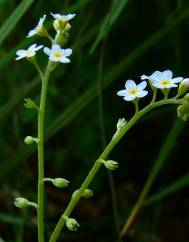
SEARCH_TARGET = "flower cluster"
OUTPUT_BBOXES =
[117,70,188,102]
[15,12,76,63]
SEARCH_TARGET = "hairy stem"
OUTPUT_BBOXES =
[49,98,183,242]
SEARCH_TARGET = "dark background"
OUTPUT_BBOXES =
[0,0,189,241]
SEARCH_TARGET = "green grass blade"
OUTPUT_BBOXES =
[120,119,185,236]
[0,0,34,45]
[90,0,129,53]
[144,172,189,206]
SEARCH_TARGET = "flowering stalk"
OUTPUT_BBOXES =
[37,61,54,242]
[49,97,183,242]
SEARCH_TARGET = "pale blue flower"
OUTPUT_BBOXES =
[141,70,183,89]
[27,15,46,37]
[16,44,43,60]
[44,44,72,63]
[51,13,76,21]
[117,80,148,101]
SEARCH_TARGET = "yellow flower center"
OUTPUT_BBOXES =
[128,88,138,95]
[53,52,63,58]
[160,79,171,86]
[27,50,33,55]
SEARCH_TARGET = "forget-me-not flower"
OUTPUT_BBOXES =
[27,15,46,37]
[141,70,183,89]
[44,44,72,63]
[117,80,148,101]
[16,44,43,60]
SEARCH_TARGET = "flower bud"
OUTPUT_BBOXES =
[66,218,80,231]
[177,103,189,121]
[24,136,37,145]
[72,189,93,199]
[24,98,38,110]
[178,78,189,96]
[100,159,119,171]
[14,197,29,208]
[53,19,68,31]
[117,118,127,131]
[83,189,93,198]
[184,93,189,102]
[52,178,70,188]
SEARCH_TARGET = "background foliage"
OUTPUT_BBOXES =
[0,0,189,241]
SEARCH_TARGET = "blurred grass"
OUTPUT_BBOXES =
[0,0,189,242]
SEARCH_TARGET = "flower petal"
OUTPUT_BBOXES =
[125,80,136,89]
[161,70,173,79]
[16,50,26,56]
[60,57,70,63]
[28,44,37,50]
[117,90,127,96]
[35,45,44,51]
[63,48,72,56]
[44,47,51,56]
[141,75,149,80]
[171,77,183,83]
[50,13,62,19]
[137,81,147,90]
[52,44,61,51]
[123,93,136,101]
[27,29,36,37]
[66,13,76,20]
[38,14,46,25]
[137,90,148,98]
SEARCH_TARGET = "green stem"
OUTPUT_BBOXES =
[49,98,183,242]
[37,61,53,242]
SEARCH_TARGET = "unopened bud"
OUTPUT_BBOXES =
[83,189,93,198]
[100,159,119,171]
[65,217,80,231]
[184,93,189,102]
[72,188,93,199]
[24,98,38,110]
[52,178,70,188]
[14,197,29,208]
[24,136,38,145]
[53,19,67,31]
[177,103,189,121]
[117,118,127,130]
[178,78,189,96]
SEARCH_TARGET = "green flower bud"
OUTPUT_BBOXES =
[14,197,29,208]
[117,118,127,130]
[72,189,93,199]
[83,189,93,198]
[52,178,70,188]
[178,78,189,96]
[53,19,68,31]
[66,218,80,231]
[177,102,189,121]
[100,159,119,171]
[184,93,189,102]
[24,98,39,110]
[24,136,38,145]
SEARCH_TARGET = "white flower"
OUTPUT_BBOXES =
[44,44,72,63]
[141,71,162,81]
[141,70,183,89]
[15,44,43,60]
[117,80,148,101]
[51,13,76,21]
[27,14,46,37]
